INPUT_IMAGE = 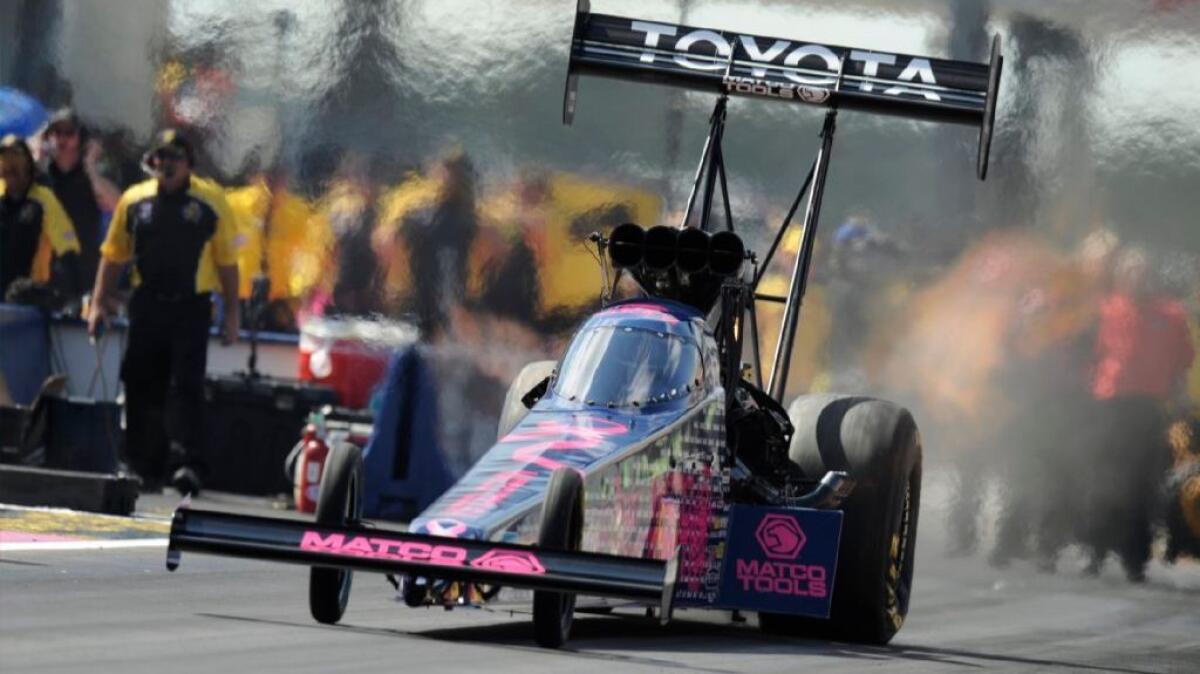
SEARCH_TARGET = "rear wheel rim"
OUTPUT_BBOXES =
[885,471,916,631]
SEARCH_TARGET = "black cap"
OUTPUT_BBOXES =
[147,128,194,165]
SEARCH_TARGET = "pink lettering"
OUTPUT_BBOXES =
[735,559,830,598]
[300,532,344,551]
[340,535,375,555]
[430,545,468,566]
[370,537,403,557]
[299,530,470,568]
[400,542,432,561]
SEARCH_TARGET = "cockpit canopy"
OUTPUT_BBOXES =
[552,301,708,409]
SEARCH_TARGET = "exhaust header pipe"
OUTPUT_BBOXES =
[606,223,744,277]
[609,222,645,269]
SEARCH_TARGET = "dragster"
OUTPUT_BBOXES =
[166,0,1003,648]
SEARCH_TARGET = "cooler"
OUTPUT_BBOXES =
[298,317,418,409]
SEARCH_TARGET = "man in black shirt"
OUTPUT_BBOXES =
[40,109,121,291]
[88,129,239,496]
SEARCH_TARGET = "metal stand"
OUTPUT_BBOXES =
[245,274,270,378]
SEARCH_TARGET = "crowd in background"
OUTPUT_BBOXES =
[1,107,660,349]
[772,221,1200,581]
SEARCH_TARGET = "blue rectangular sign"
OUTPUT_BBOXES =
[717,505,843,617]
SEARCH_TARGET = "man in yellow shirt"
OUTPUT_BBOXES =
[0,134,82,302]
[226,169,320,330]
[88,129,239,495]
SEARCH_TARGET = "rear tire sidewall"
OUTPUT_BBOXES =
[761,395,922,644]
[533,467,584,648]
[309,442,363,625]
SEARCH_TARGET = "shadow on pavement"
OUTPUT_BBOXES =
[196,609,1162,674]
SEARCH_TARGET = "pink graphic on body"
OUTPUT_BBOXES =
[755,514,807,560]
[655,466,712,593]
[441,416,628,519]
[601,303,681,325]
[423,518,469,538]
[470,549,547,575]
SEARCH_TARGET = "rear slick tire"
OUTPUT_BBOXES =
[760,394,922,645]
[532,467,584,648]
[309,442,363,625]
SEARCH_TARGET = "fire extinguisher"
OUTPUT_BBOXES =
[294,423,329,513]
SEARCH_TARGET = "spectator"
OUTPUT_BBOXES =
[402,148,478,338]
[40,108,122,288]
[225,164,318,332]
[0,134,82,304]
[321,152,382,317]
[1084,248,1193,581]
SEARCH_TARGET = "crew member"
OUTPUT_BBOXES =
[87,129,239,495]
[40,108,122,287]
[1085,248,1192,581]
[0,134,82,302]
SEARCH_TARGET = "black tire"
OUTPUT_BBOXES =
[532,467,584,648]
[760,394,922,645]
[497,361,557,440]
[309,442,363,625]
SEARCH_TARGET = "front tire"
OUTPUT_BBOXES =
[532,467,584,648]
[309,442,363,625]
[760,394,922,645]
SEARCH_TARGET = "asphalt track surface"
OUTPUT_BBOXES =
[3,480,1199,674]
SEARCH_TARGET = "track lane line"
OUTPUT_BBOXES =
[0,538,168,552]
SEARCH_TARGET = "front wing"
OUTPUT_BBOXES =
[167,508,678,618]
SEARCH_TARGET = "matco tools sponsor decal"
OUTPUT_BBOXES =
[299,531,547,576]
[470,549,547,575]
[717,506,842,617]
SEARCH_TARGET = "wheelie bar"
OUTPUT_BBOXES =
[167,508,678,617]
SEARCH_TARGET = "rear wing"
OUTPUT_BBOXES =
[563,0,1003,179]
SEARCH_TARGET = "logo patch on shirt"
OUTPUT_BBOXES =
[19,203,36,224]
[137,201,153,222]
[182,201,202,224]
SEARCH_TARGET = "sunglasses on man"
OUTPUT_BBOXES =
[152,147,187,163]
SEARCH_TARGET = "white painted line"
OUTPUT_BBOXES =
[0,538,169,552]
[0,502,173,523]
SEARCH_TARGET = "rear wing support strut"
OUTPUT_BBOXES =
[767,108,838,401]
[679,94,734,234]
